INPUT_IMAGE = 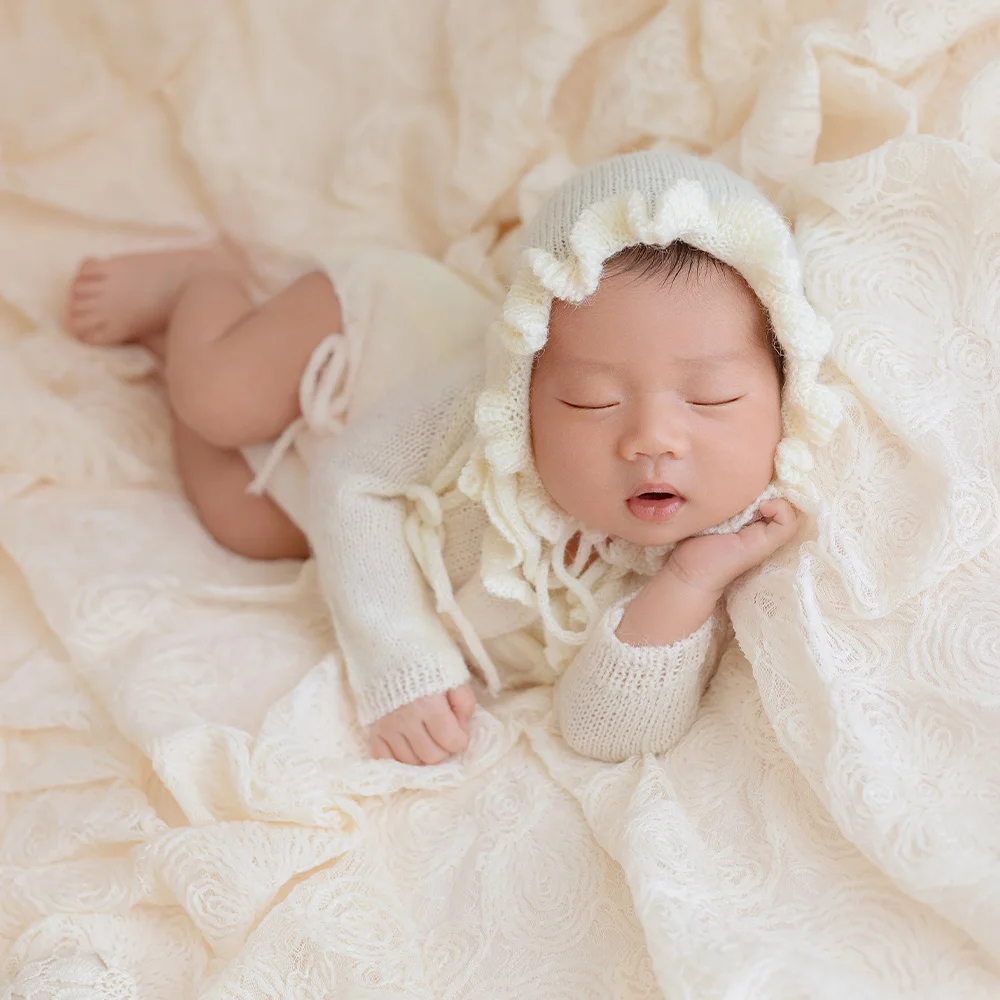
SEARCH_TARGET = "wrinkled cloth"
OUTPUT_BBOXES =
[2,2,1000,998]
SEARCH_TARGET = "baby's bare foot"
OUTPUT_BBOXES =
[66,244,244,346]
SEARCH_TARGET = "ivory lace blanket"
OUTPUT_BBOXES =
[3,3,1000,997]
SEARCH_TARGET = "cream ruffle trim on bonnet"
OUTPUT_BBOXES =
[405,151,844,690]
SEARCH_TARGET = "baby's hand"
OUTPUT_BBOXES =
[665,499,799,596]
[369,685,476,765]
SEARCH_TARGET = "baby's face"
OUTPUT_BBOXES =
[530,264,783,547]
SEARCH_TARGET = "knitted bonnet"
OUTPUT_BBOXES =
[406,150,843,686]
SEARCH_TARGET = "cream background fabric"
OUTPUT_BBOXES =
[3,3,1000,998]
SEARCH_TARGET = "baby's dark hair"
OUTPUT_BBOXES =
[602,242,786,382]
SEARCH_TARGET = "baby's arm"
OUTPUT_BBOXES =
[309,354,482,764]
[556,499,798,761]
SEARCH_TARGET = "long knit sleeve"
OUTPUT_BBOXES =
[308,353,482,726]
[555,599,724,762]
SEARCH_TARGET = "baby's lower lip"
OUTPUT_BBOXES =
[626,493,686,523]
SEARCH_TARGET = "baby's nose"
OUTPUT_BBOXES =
[619,398,689,461]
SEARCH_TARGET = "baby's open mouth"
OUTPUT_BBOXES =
[626,486,686,523]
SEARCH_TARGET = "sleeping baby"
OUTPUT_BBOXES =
[65,151,841,763]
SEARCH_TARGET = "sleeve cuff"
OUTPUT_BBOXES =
[555,601,723,762]
[593,601,719,688]
[353,653,471,727]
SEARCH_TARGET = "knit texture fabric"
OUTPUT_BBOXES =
[556,605,725,762]
[523,151,771,260]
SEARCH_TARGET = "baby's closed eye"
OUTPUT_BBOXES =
[688,394,745,407]
[559,399,619,410]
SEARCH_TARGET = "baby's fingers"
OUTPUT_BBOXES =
[404,722,450,765]
[426,700,470,756]
[382,731,420,766]
[757,498,796,527]
[750,501,799,554]
[734,501,796,560]
[448,685,476,730]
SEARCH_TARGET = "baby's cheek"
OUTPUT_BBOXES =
[713,416,778,486]
[534,419,611,521]
[531,416,572,494]
[733,396,781,451]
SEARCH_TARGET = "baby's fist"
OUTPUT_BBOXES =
[369,685,475,765]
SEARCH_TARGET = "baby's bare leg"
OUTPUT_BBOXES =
[67,247,341,447]
[172,415,309,560]
[67,247,341,559]
[163,268,340,447]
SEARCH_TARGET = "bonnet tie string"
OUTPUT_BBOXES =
[247,332,348,496]
[402,483,503,695]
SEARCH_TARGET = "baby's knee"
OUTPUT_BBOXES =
[167,365,258,449]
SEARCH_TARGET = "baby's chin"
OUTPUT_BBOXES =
[608,519,694,549]
[569,508,694,549]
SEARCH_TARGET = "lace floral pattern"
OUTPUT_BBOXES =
[3,1,1000,997]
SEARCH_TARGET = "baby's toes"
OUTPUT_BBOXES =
[69,294,101,324]
[67,302,107,342]
[66,267,110,340]
[75,258,106,284]
[70,279,103,304]
[68,319,102,343]
[80,322,112,344]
